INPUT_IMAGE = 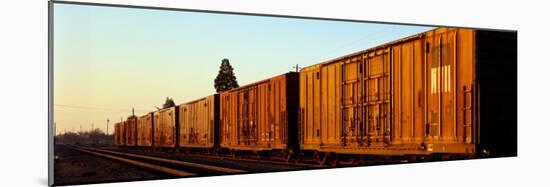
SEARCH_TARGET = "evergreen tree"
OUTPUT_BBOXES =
[162,97,175,109]
[214,58,239,92]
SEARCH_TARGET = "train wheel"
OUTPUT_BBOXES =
[294,152,302,164]
[283,150,293,162]
[313,151,321,164]
[216,149,222,157]
[230,150,237,158]
[253,151,261,159]
[317,152,328,165]
[330,153,338,167]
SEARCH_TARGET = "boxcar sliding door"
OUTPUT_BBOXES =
[362,49,391,145]
[425,28,460,143]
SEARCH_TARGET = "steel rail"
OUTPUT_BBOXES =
[107,147,325,168]
[71,146,196,177]
[77,146,247,174]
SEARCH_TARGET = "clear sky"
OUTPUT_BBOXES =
[53,3,433,134]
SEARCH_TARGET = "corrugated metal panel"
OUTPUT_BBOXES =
[125,117,137,147]
[137,113,153,147]
[153,107,177,148]
[178,94,218,148]
[220,72,299,151]
[423,28,475,145]
[300,28,477,155]
[114,122,124,146]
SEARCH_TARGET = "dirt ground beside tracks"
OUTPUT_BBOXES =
[54,144,170,186]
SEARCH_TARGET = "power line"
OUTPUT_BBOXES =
[55,104,150,113]
[304,26,395,64]
[293,26,430,71]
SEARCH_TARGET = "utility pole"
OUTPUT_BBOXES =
[106,118,110,135]
[91,122,94,131]
[293,64,300,72]
[79,125,82,133]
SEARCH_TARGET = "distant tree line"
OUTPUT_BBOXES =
[55,128,112,145]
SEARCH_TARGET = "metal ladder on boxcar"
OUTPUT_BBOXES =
[462,84,474,143]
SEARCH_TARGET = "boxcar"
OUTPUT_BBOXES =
[124,116,138,147]
[219,72,299,153]
[153,107,178,148]
[114,122,125,146]
[178,94,219,149]
[137,113,153,147]
[299,27,515,158]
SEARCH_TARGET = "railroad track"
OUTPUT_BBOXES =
[182,153,326,168]
[102,146,416,169]
[105,147,326,169]
[70,146,247,177]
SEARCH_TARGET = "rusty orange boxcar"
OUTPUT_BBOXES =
[137,113,153,147]
[178,94,219,149]
[124,116,138,147]
[153,107,178,148]
[114,122,125,146]
[298,28,503,160]
[219,72,299,156]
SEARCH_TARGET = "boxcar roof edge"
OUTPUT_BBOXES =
[300,27,439,70]
[219,72,298,94]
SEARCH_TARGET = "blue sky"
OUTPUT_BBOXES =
[53,3,433,133]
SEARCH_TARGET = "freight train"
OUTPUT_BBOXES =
[113,27,517,165]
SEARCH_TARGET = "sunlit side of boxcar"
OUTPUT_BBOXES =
[299,28,477,156]
[124,116,138,147]
[178,94,219,149]
[153,107,178,148]
[113,122,124,146]
[219,72,299,151]
[137,113,153,147]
